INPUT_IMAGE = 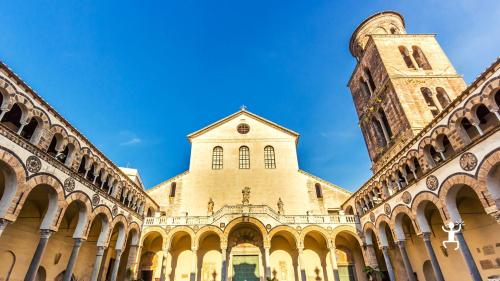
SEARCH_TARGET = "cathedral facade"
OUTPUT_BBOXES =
[0,9,498,281]
[141,110,361,281]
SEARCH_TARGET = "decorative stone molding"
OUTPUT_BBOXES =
[92,194,100,206]
[426,175,439,191]
[64,177,76,193]
[26,155,41,173]
[460,152,478,171]
[369,212,375,222]
[402,191,412,204]
[384,203,391,215]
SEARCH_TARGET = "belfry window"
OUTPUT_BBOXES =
[398,46,416,69]
[363,67,376,93]
[421,88,440,116]
[169,182,176,198]
[212,146,223,170]
[315,183,323,199]
[239,146,250,169]
[412,46,432,70]
[436,87,451,108]
[359,78,371,99]
[264,146,276,169]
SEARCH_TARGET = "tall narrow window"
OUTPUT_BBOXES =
[363,67,376,93]
[421,88,440,116]
[315,183,323,198]
[264,146,276,169]
[212,146,223,170]
[378,108,393,138]
[398,46,416,69]
[436,87,451,108]
[412,46,432,70]
[359,78,371,99]
[239,146,250,169]
[169,182,176,197]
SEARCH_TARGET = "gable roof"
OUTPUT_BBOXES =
[187,109,300,143]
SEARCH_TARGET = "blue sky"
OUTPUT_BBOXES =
[0,1,498,191]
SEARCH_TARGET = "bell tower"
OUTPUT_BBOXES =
[348,11,467,172]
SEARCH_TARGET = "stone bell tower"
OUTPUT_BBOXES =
[347,11,467,172]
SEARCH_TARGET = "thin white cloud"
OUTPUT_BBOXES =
[121,137,142,146]
[119,130,142,146]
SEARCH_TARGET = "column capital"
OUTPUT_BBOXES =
[73,237,85,246]
[421,232,432,241]
[40,229,54,239]
[0,218,11,230]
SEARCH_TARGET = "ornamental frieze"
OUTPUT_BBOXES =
[64,177,75,193]
[402,191,412,204]
[369,212,376,222]
[26,155,41,173]
[460,152,478,171]
[92,194,100,206]
[112,205,118,217]
[384,203,391,215]
[426,175,439,191]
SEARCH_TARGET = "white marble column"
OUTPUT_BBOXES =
[90,246,106,281]
[24,229,53,281]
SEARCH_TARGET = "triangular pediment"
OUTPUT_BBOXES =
[187,109,300,143]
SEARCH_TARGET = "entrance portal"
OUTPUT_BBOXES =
[233,255,260,281]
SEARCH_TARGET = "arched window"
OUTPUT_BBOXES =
[20,117,39,141]
[359,78,371,99]
[476,104,498,133]
[390,27,397,34]
[363,67,376,93]
[239,146,250,169]
[212,146,223,170]
[264,146,276,169]
[315,183,323,199]
[77,156,87,175]
[86,164,96,182]
[1,104,22,132]
[436,87,451,108]
[398,46,415,69]
[371,118,387,147]
[46,135,60,157]
[460,117,480,142]
[169,182,176,198]
[378,108,393,138]
[420,88,439,116]
[412,46,432,70]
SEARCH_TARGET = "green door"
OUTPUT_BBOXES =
[232,255,260,281]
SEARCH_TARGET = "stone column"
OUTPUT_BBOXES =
[0,219,10,239]
[126,245,141,280]
[328,246,340,281]
[63,238,85,281]
[421,232,444,281]
[24,229,53,281]
[17,121,27,135]
[190,248,197,281]
[396,240,416,281]
[264,246,271,279]
[472,122,484,136]
[297,247,307,281]
[160,252,168,281]
[456,231,482,281]
[380,246,395,281]
[90,246,106,281]
[109,249,123,281]
[221,247,227,281]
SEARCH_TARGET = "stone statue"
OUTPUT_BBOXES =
[242,187,250,205]
[277,198,284,214]
[207,198,214,214]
